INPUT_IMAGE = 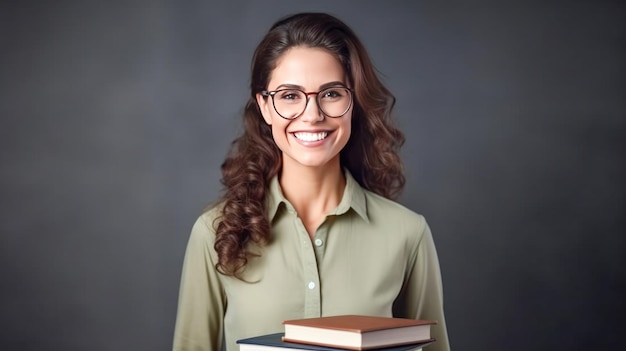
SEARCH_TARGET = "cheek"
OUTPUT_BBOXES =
[342,122,351,141]
[269,119,291,144]
[341,115,353,140]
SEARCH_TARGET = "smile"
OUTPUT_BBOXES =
[293,132,329,142]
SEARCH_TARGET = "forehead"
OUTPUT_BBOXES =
[268,46,346,89]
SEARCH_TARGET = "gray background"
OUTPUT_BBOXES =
[1,1,624,350]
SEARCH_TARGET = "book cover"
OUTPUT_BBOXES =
[283,315,436,333]
[237,333,435,351]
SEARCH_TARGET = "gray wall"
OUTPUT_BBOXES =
[1,1,624,350]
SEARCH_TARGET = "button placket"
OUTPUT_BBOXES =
[293,214,321,317]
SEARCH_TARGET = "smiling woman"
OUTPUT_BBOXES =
[257,47,353,173]
[173,12,450,351]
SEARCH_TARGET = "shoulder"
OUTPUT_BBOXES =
[362,189,428,241]
[364,189,425,225]
[189,203,225,245]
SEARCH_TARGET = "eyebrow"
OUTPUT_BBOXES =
[274,81,348,91]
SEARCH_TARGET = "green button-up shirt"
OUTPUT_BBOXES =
[173,171,450,351]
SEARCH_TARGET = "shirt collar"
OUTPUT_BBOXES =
[267,169,369,223]
[267,175,286,221]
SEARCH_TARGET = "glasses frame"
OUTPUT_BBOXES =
[261,86,354,120]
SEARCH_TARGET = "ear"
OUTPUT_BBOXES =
[256,93,273,125]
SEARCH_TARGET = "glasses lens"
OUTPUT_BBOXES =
[318,87,352,117]
[272,90,307,119]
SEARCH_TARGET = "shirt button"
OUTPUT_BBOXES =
[314,239,323,247]
[308,282,316,290]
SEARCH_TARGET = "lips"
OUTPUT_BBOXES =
[292,131,329,142]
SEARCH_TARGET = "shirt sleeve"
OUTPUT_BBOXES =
[393,218,451,351]
[173,214,226,351]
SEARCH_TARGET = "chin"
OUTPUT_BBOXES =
[291,154,341,169]
[296,159,329,168]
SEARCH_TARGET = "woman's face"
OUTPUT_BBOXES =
[256,46,352,171]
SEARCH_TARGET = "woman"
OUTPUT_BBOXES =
[173,12,450,351]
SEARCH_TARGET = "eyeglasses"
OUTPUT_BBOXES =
[261,86,353,120]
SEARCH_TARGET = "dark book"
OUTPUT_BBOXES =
[237,333,435,351]
[282,315,436,350]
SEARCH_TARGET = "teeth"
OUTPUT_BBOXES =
[294,132,328,142]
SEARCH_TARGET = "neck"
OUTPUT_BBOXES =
[279,159,346,235]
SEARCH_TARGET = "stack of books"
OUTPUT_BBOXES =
[237,315,436,351]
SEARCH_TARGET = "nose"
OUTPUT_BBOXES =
[299,94,324,123]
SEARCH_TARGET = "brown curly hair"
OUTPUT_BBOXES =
[214,13,406,278]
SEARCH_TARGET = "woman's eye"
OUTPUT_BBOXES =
[322,89,342,99]
[279,91,301,100]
